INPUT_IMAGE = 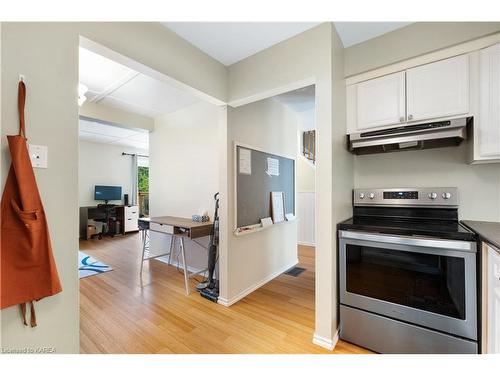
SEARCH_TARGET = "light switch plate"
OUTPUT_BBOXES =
[28,144,48,168]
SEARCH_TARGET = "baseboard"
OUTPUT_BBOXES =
[298,241,315,247]
[217,259,299,307]
[312,331,339,351]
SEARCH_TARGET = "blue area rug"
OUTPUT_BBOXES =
[78,251,112,279]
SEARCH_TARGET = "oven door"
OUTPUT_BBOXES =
[339,230,477,340]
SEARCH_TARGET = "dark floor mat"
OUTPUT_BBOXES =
[285,267,306,277]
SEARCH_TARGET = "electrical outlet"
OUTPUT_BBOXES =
[28,144,48,168]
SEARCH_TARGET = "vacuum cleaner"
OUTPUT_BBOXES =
[197,192,219,302]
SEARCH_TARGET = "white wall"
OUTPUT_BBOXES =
[149,101,221,272]
[1,23,80,353]
[78,141,147,206]
[298,192,315,246]
[297,155,315,192]
[0,22,227,353]
[354,144,500,221]
[225,23,342,349]
[297,128,316,246]
[346,23,500,222]
[344,22,500,77]
[222,98,299,305]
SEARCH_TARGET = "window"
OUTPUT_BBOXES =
[137,157,149,217]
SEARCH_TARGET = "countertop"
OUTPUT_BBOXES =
[461,220,500,251]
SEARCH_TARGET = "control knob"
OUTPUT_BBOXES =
[359,193,365,199]
[442,192,452,199]
[369,193,375,199]
[428,192,437,200]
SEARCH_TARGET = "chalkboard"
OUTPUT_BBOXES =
[236,144,295,228]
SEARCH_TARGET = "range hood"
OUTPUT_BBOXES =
[348,117,470,155]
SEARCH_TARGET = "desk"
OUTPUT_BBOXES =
[139,216,213,295]
[80,205,139,239]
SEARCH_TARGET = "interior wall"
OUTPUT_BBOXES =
[0,23,80,353]
[344,22,500,76]
[226,23,339,347]
[330,26,353,344]
[78,141,147,207]
[354,145,500,221]
[297,155,315,192]
[346,23,500,222]
[224,98,299,304]
[149,101,221,271]
[0,22,227,354]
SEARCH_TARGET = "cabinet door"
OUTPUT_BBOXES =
[488,245,500,354]
[354,71,406,131]
[478,44,500,159]
[407,54,469,122]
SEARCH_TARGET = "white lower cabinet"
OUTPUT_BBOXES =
[124,205,139,233]
[488,244,500,353]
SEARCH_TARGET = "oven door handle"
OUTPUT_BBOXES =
[339,230,476,253]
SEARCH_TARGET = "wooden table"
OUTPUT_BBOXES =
[139,216,213,294]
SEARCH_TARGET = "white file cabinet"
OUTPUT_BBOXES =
[124,205,139,233]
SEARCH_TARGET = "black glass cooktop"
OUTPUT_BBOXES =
[338,207,476,241]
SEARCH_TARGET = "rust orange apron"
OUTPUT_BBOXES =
[0,81,62,326]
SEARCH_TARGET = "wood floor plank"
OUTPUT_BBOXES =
[79,234,372,354]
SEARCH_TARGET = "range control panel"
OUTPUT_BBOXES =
[354,187,458,207]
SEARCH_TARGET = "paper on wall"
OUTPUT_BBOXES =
[239,148,252,175]
[266,157,279,176]
[271,191,285,223]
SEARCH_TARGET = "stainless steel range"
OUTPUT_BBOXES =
[338,187,478,354]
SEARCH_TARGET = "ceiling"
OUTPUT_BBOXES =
[79,47,199,118]
[274,85,315,131]
[334,22,414,47]
[162,22,414,66]
[163,22,321,65]
[79,118,149,151]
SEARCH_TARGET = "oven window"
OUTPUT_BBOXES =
[345,244,466,319]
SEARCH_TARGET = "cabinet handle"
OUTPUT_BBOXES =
[408,114,414,120]
[399,116,405,122]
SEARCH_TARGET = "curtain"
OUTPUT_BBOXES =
[131,154,138,206]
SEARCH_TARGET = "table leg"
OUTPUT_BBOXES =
[180,237,190,295]
[168,235,174,265]
[140,229,147,275]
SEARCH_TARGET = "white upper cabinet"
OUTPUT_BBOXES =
[352,71,406,131]
[477,43,500,160]
[347,54,472,134]
[406,55,470,122]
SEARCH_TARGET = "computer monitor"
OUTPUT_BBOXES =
[94,185,122,203]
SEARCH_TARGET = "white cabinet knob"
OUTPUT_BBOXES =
[408,114,414,120]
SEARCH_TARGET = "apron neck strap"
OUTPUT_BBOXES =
[18,81,26,138]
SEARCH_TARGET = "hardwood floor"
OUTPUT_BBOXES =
[79,233,371,354]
